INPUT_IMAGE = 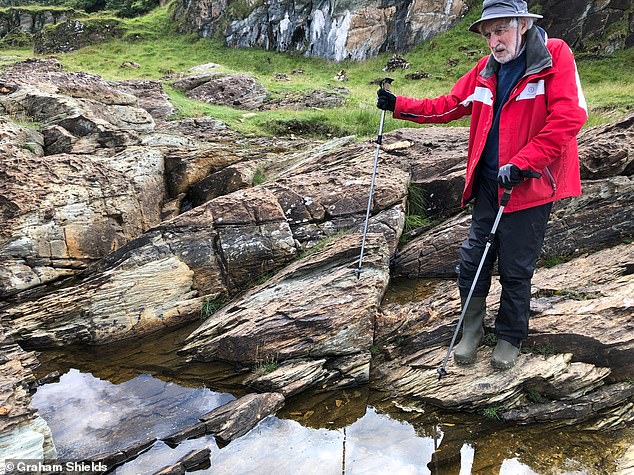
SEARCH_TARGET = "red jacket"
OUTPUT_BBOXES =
[393,27,587,212]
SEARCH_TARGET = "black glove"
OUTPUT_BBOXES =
[497,164,522,189]
[376,87,396,112]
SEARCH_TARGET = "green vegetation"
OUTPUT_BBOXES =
[200,296,226,319]
[252,166,267,185]
[402,185,431,239]
[370,344,382,356]
[541,256,567,268]
[254,345,280,375]
[3,1,633,138]
[521,343,556,357]
[297,229,352,260]
[481,406,501,420]
[526,388,550,404]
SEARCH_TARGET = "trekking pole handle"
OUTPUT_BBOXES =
[380,77,394,92]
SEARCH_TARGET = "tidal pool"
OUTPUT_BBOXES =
[31,295,632,474]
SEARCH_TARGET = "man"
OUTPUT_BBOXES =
[377,0,587,369]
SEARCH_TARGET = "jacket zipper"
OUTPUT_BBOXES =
[544,166,556,196]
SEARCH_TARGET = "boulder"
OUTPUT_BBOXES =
[175,73,268,110]
[261,87,349,110]
[0,144,165,297]
[200,392,285,443]
[1,187,297,347]
[181,233,390,393]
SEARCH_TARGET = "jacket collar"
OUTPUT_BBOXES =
[480,25,552,79]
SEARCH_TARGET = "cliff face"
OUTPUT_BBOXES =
[171,0,467,61]
[529,0,634,53]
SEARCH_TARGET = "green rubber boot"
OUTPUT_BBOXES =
[491,339,520,370]
[454,297,486,365]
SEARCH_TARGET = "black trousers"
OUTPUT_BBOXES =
[457,177,552,346]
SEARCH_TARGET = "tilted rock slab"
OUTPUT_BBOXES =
[1,187,297,347]
[266,139,410,252]
[578,113,634,179]
[393,176,634,277]
[371,245,633,426]
[0,144,165,297]
[182,233,390,391]
[0,328,57,459]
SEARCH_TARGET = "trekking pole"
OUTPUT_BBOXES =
[355,78,394,279]
[437,170,540,380]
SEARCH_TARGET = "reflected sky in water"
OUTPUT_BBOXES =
[31,369,234,460]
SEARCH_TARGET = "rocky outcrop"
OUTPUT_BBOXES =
[529,0,634,53]
[182,233,390,393]
[372,244,633,427]
[0,7,78,39]
[34,17,124,54]
[0,144,165,297]
[172,0,467,61]
[1,186,297,347]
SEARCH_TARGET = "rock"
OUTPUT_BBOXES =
[163,145,242,198]
[34,18,124,54]
[405,69,432,80]
[0,116,44,155]
[0,65,155,147]
[42,124,76,155]
[334,70,348,82]
[578,113,634,179]
[393,176,634,277]
[156,117,233,143]
[261,87,349,110]
[501,382,634,428]
[162,422,208,446]
[265,138,410,251]
[173,0,466,61]
[184,74,268,110]
[244,359,328,397]
[110,80,177,122]
[520,244,634,380]
[371,244,633,426]
[87,438,156,470]
[0,7,77,39]
[0,327,57,459]
[201,392,285,443]
[1,187,297,347]
[120,61,141,69]
[0,145,165,296]
[533,0,634,53]
[182,234,389,392]
[383,54,410,71]
[178,447,211,470]
[189,160,259,206]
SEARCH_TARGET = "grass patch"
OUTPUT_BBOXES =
[541,256,567,268]
[481,406,501,420]
[200,296,226,319]
[252,166,266,185]
[521,343,556,357]
[3,1,631,138]
[254,345,280,375]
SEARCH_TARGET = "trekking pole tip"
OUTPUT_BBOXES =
[436,367,447,380]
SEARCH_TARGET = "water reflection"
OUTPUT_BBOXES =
[32,369,234,460]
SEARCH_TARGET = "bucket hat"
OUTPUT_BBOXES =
[469,0,543,33]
